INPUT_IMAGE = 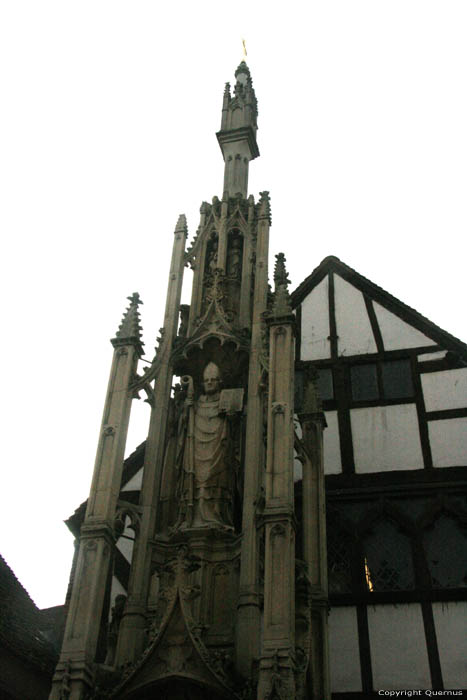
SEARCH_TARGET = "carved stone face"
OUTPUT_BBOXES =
[203,362,221,396]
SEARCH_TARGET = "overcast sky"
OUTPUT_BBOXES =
[1,1,466,609]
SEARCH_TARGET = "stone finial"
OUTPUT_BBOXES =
[272,253,292,316]
[258,191,271,223]
[112,293,144,350]
[233,61,257,114]
[235,60,251,81]
[174,214,188,238]
[274,253,290,288]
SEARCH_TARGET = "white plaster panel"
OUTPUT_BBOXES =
[110,575,126,606]
[323,410,342,474]
[368,604,431,689]
[329,606,362,692]
[294,420,303,482]
[351,404,424,473]
[116,518,135,563]
[373,301,435,350]
[421,368,467,412]
[418,350,447,362]
[300,276,331,360]
[293,457,303,482]
[116,536,134,564]
[121,468,143,492]
[428,418,467,467]
[433,602,467,688]
[334,275,377,356]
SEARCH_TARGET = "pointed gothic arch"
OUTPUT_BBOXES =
[418,499,467,590]
[417,495,467,531]
[355,502,417,593]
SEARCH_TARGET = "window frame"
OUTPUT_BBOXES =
[348,357,414,406]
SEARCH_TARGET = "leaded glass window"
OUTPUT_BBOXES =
[362,519,415,591]
[317,368,334,401]
[382,359,413,399]
[350,358,414,402]
[327,511,353,594]
[423,515,467,588]
[351,364,378,401]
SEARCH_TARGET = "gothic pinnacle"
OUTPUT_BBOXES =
[258,191,271,223]
[174,214,188,238]
[217,60,259,197]
[112,292,144,351]
[272,253,292,316]
[274,253,291,288]
[235,60,251,81]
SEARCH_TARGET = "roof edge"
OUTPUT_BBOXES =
[291,256,467,359]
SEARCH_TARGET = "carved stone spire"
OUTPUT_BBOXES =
[217,61,260,198]
[260,252,296,700]
[258,190,271,223]
[50,295,143,699]
[174,213,188,237]
[112,292,144,351]
[272,253,292,316]
[233,61,258,120]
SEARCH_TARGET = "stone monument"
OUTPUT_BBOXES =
[49,60,330,700]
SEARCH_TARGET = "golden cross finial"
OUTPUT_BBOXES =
[242,38,247,59]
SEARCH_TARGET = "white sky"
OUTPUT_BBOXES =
[1,1,466,609]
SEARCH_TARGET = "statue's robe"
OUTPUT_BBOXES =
[178,394,233,529]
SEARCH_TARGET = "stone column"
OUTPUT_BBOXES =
[298,368,331,700]
[221,146,251,198]
[187,203,208,335]
[236,193,270,678]
[258,254,296,700]
[238,195,255,328]
[216,193,229,271]
[49,294,143,700]
[115,215,187,664]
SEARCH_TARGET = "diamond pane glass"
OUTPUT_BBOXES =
[363,519,415,591]
[424,515,467,588]
[327,511,353,594]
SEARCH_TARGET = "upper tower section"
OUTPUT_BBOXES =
[217,61,259,199]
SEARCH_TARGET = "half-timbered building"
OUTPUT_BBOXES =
[293,255,467,695]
